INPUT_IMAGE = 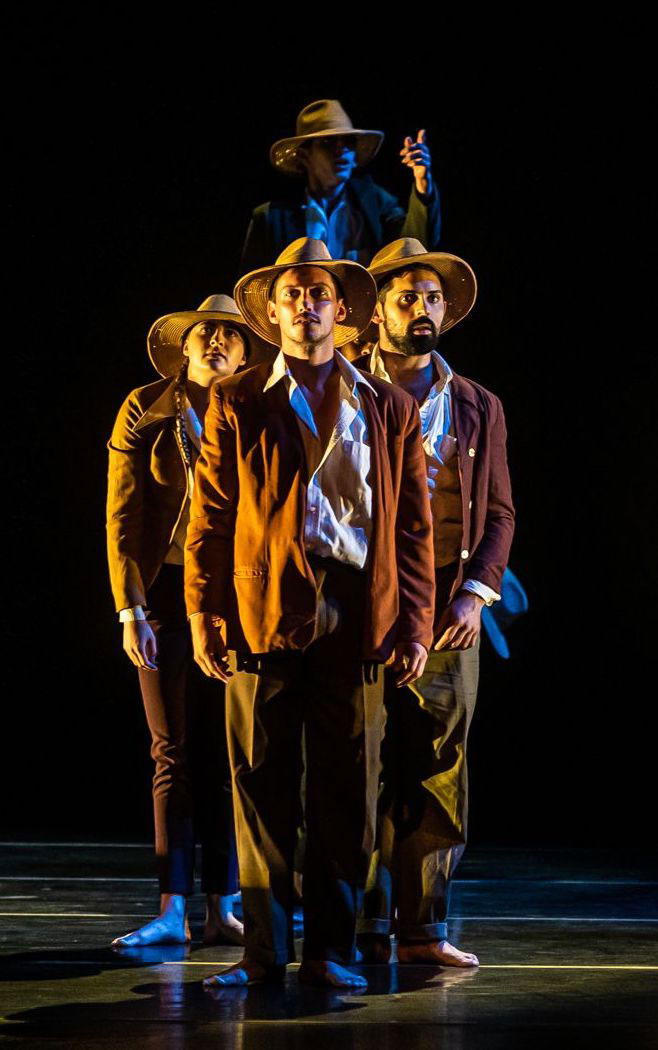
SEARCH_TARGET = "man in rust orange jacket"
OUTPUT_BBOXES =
[184,238,435,990]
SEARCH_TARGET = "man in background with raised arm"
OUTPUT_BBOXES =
[242,100,441,271]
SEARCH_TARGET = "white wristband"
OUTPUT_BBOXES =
[119,606,146,623]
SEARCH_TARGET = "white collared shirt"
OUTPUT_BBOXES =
[264,349,376,570]
[370,345,500,605]
[302,188,365,262]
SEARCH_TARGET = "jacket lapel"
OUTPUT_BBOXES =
[134,380,177,431]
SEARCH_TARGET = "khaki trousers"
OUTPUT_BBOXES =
[225,558,385,967]
[361,632,479,943]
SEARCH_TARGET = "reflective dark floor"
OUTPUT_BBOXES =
[0,844,656,1049]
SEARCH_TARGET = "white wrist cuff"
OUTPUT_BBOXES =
[119,606,146,623]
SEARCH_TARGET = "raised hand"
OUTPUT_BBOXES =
[400,129,433,195]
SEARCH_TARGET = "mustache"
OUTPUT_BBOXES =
[294,313,321,324]
[408,317,437,336]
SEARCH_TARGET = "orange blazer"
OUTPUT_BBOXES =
[184,362,435,660]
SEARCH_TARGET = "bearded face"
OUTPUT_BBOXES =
[377,268,447,356]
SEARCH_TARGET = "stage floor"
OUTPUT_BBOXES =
[0,844,656,1048]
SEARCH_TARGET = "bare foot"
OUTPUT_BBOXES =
[204,893,245,945]
[202,912,245,946]
[397,940,479,968]
[299,960,368,989]
[202,958,285,988]
[112,895,190,948]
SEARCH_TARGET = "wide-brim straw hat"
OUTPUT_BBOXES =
[271,99,383,176]
[234,238,377,349]
[369,239,478,333]
[147,294,272,378]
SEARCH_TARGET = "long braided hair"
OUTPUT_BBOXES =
[173,359,192,470]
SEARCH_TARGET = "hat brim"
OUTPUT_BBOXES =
[147,310,272,378]
[370,252,478,334]
[271,128,383,175]
[234,260,377,349]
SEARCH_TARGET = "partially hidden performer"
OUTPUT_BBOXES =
[107,295,267,947]
[358,239,515,967]
[185,238,435,989]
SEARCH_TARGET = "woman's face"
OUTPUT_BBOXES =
[183,320,247,385]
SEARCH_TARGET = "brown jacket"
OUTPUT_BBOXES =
[362,355,515,614]
[106,378,189,611]
[184,361,435,659]
[444,374,514,600]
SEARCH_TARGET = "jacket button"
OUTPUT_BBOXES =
[468,447,476,457]
[461,549,469,560]
[468,500,473,509]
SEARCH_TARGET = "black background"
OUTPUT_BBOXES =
[5,35,655,848]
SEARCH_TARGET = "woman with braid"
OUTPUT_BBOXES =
[107,295,268,947]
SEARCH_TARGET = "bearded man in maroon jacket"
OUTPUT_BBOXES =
[358,238,515,968]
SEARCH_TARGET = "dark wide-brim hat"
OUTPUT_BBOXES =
[369,238,478,333]
[271,99,383,176]
[147,294,272,378]
[234,238,377,349]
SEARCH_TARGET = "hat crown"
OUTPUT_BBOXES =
[370,238,429,270]
[196,293,240,316]
[275,237,334,267]
[296,99,354,137]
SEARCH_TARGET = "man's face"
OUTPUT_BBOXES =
[183,320,247,380]
[376,268,446,356]
[301,135,358,189]
[267,266,347,353]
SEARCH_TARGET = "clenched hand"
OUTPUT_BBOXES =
[190,613,233,682]
[391,641,428,687]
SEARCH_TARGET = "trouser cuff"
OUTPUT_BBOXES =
[357,917,392,936]
[396,921,448,942]
[247,945,294,967]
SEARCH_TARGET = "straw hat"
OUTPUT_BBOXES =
[147,294,271,378]
[234,238,377,349]
[369,239,478,333]
[270,99,383,176]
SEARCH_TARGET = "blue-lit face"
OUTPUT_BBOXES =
[301,135,358,189]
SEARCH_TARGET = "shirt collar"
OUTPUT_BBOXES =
[303,183,347,218]
[369,343,453,399]
[264,348,377,398]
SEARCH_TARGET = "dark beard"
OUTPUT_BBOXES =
[383,318,439,357]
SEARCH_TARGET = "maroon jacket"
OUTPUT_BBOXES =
[184,359,435,659]
[447,374,515,599]
[360,354,515,619]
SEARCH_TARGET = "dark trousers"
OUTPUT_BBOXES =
[138,564,238,897]
[225,558,385,967]
[361,568,479,942]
